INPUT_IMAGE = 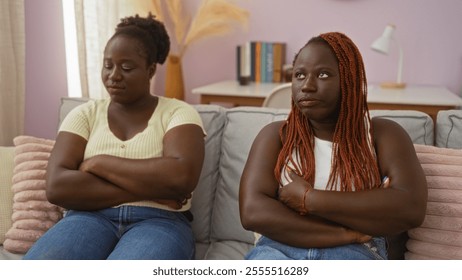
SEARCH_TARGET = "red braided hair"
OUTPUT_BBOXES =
[275,32,381,192]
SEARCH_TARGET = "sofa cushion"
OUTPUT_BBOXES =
[370,110,434,145]
[405,144,462,260]
[211,107,289,248]
[58,97,89,127]
[3,136,64,254]
[0,147,15,245]
[0,246,23,260]
[436,109,462,148]
[203,241,254,260]
[190,105,226,244]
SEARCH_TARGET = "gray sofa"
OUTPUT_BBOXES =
[1,97,461,260]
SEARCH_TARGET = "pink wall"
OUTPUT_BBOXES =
[158,0,462,104]
[24,0,67,139]
[25,0,462,139]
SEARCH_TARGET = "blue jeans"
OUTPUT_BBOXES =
[23,206,194,260]
[246,236,387,260]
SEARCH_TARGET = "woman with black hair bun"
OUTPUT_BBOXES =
[24,13,205,260]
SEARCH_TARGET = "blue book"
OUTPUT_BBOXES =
[260,42,267,83]
[266,42,273,83]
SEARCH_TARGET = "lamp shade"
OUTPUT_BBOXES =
[371,24,405,89]
[371,24,395,54]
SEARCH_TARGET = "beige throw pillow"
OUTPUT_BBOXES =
[0,146,15,245]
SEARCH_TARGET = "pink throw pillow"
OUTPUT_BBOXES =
[3,136,64,254]
[405,145,462,259]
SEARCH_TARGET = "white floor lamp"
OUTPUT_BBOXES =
[371,24,406,89]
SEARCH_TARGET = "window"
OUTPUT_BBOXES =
[62,0,82,97]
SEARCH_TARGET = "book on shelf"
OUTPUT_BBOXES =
[265,42,273,83]
[272,42,286,83]
[254,42,262,82]
[236,41,286,84]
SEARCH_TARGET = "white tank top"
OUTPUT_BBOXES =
[280,137,336,191]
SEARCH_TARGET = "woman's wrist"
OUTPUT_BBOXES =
[300,185,314,215]
[303,187,316,215]
[300,186,309,215]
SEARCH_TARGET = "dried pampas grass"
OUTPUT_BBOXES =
[165,0,190,50]
[155,0,249,57]
[181,0,249,56]
[151,0,164,22]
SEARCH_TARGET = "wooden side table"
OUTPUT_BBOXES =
[367,86,462,123]
[192,80,462,123]
[192,80,282,107]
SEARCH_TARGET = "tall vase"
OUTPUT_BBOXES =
[165,54,184,100]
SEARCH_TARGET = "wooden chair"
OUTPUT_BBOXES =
[262,83,292,109]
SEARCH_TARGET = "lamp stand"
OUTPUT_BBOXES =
[380,45,406,89]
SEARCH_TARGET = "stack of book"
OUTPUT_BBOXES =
[236,41,287,83]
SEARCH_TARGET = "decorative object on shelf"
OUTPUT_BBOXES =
[371,24,406,89]
[165,55,184,100]
[152,0,249,100]
[236,42,251,85]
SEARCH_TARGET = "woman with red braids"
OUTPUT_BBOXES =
[239,32,427,260]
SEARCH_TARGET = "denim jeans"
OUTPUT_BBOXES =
[23,206,194,260]
[246,236,387,260]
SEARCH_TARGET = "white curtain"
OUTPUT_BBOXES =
[73,0,155,99]
[0,0,25,146]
